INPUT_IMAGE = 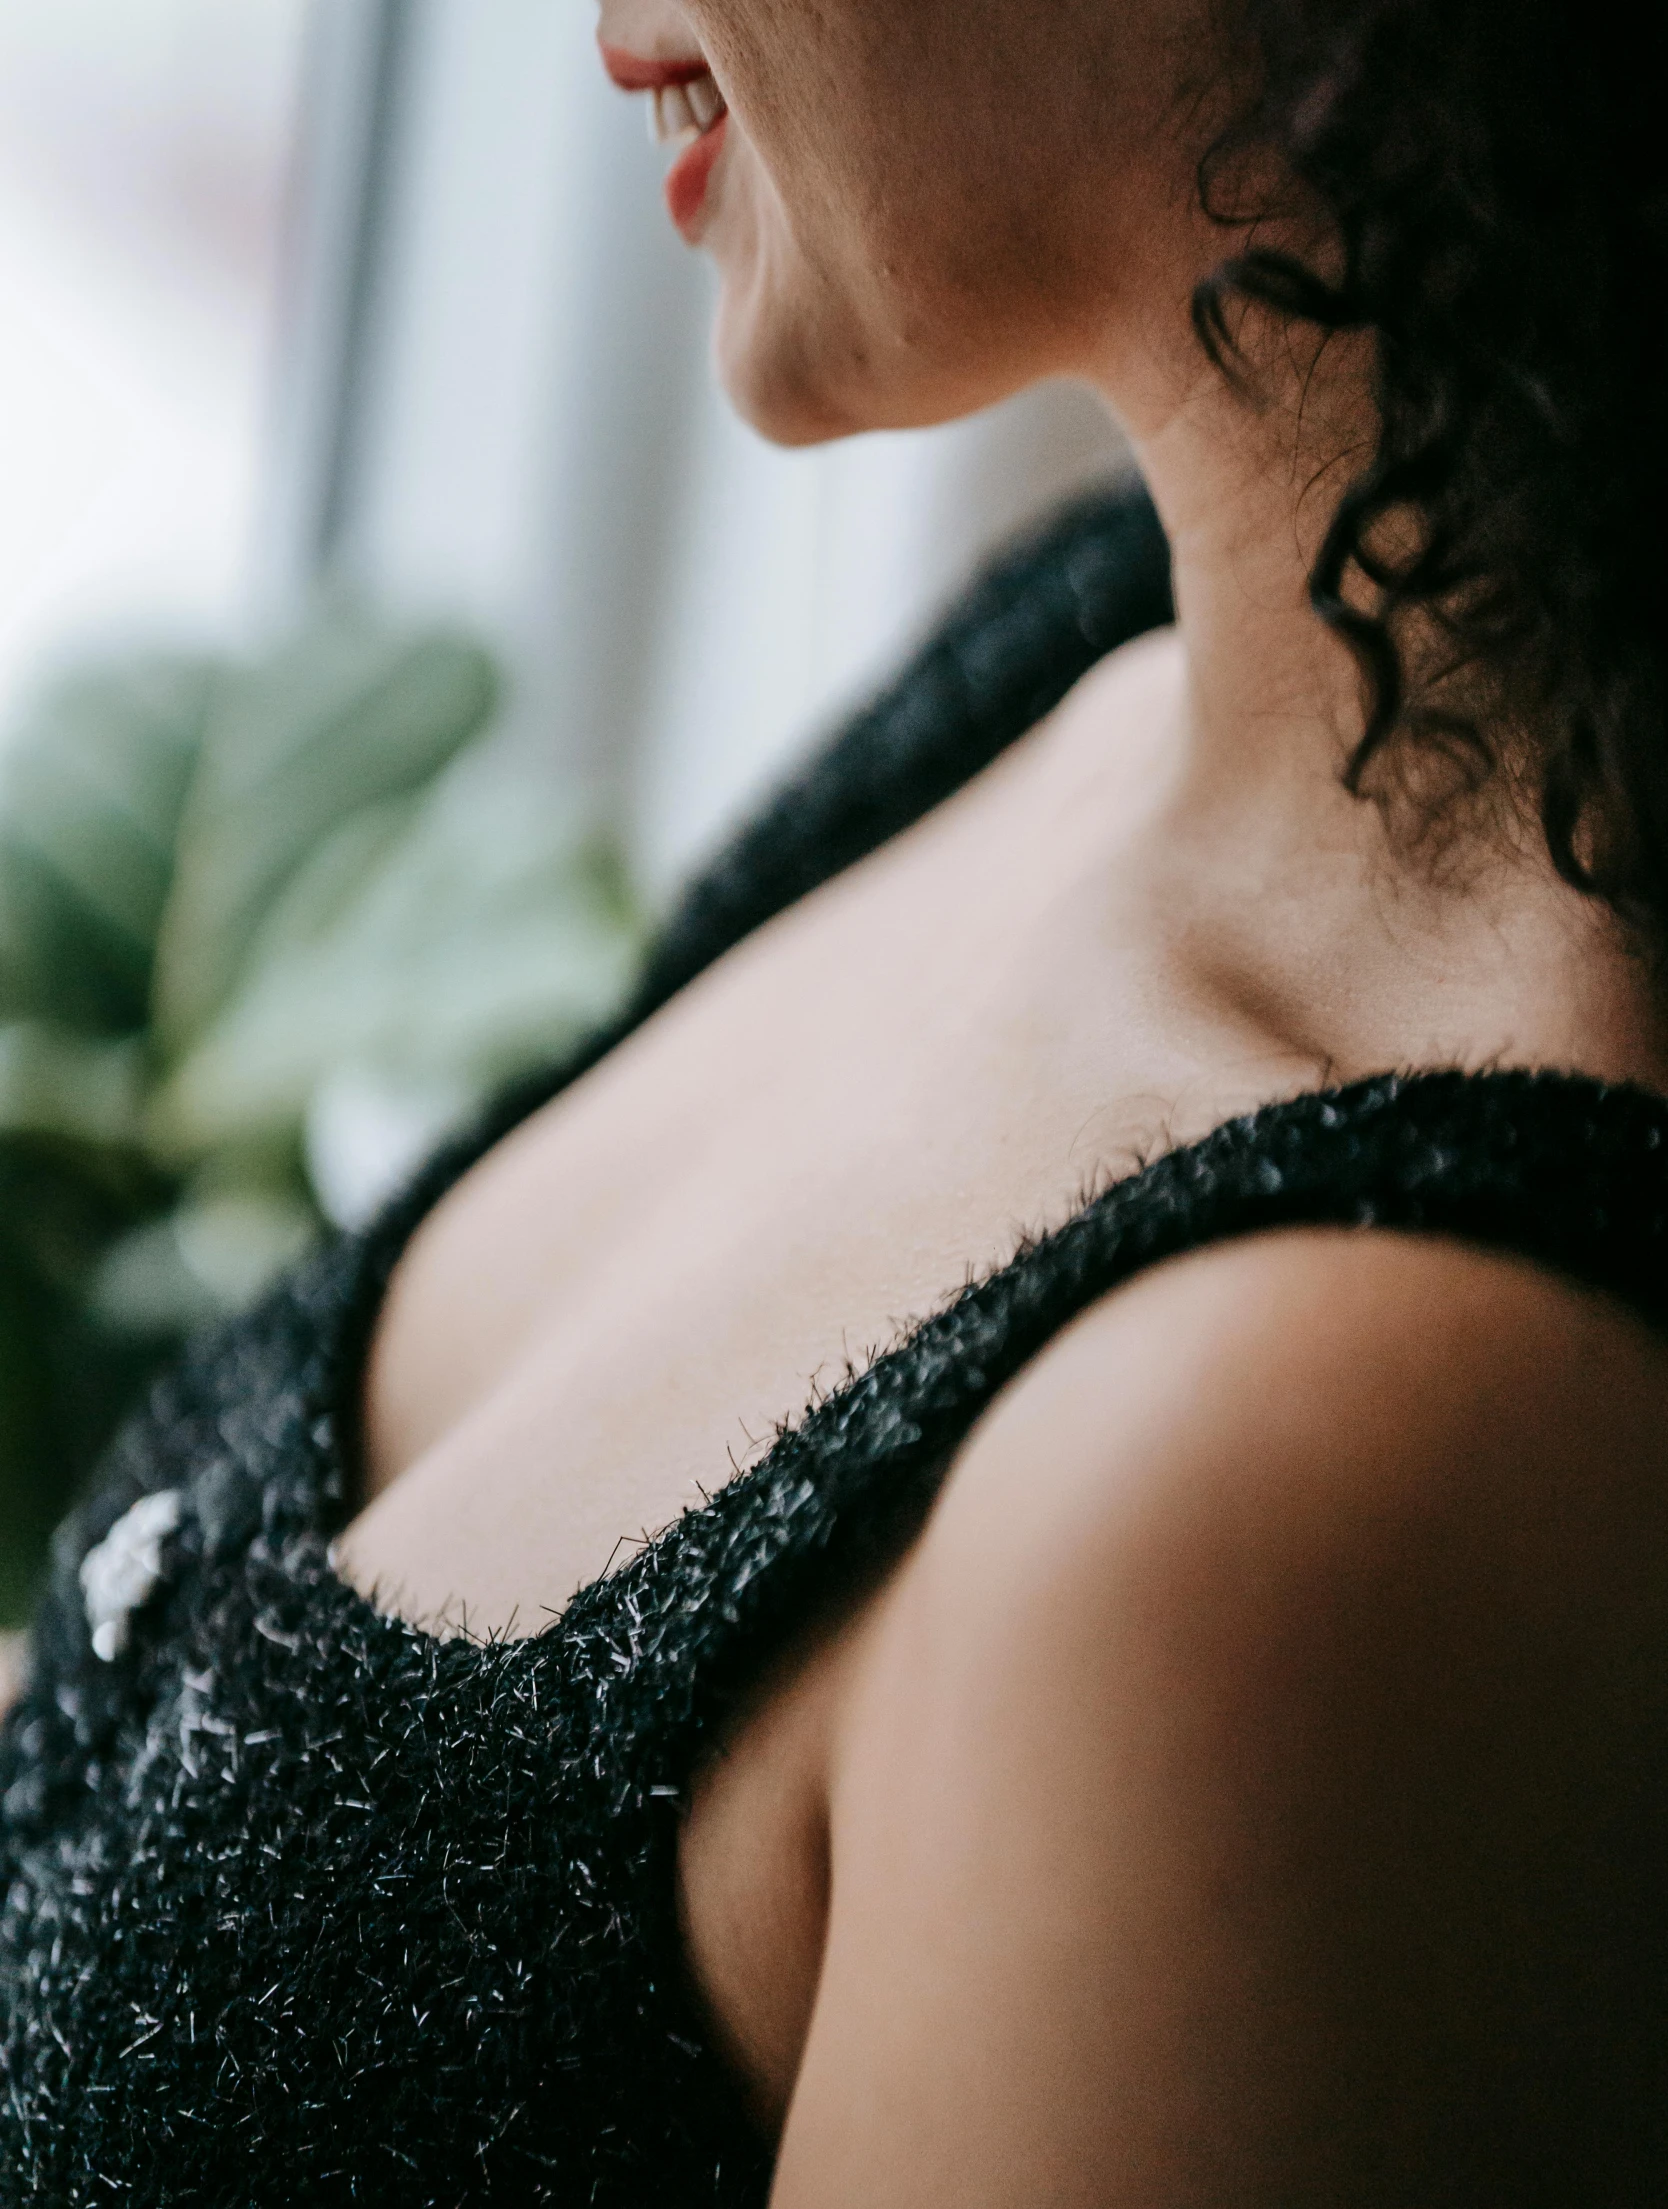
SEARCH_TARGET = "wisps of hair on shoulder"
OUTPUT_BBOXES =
[1193,0,1668,945]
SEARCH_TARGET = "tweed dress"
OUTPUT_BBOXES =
[4,485,1668,2206]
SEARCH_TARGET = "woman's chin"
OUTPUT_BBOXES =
[710,289,864,450]
[707,232,1033,450]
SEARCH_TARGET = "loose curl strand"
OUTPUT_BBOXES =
[1194,0,1668,943]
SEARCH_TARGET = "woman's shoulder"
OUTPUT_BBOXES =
[911,1227,1668,1632]
[767,1231,1668,2199]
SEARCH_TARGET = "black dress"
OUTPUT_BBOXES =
[4,486,1668,2207]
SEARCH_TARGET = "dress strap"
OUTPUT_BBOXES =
[586,1068,1668,1796]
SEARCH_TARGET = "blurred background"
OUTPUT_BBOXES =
[0,0,1130,1619]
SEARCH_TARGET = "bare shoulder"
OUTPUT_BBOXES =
[920,1227,1668,1594]
[773,1232,1668,2204]
[841,1230,1668,1750]
[838,1227,1668,1771]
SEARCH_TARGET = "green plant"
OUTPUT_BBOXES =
[0,607,643,1621]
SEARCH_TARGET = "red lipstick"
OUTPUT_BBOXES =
[597,35,730,244]
[665,112,729,242]
[597,41,709,94]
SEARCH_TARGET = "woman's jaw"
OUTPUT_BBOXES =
[592,0,1243,453]
[595,3,859,438]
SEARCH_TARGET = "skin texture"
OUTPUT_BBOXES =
[600,0,1222,443]
[747,0,1219,442]
[755,1235,1668,2203]
[330,0,1668,2196]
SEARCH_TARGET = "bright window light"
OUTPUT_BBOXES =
[0,0,308,714]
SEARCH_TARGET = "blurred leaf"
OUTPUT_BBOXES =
[90,1189,317,1333]
[0,658,211,1033]
[152,607,499,1055]
[0,1024,147,1150]
[0,1140,166,1307]
[150,757,642,1159]
[0,601,643,1622]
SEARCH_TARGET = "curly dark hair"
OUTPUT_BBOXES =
[1194,2,1668,941]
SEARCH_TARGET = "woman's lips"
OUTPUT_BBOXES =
[597,41,709,93]
[664,111,729,242]
[597,35,730,246]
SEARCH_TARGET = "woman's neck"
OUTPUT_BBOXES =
[1117,306,1376,806]
[1081,320,1668,1096]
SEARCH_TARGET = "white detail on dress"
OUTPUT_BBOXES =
[80,1490,185,1664]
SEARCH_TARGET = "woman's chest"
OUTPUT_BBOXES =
[335,654,1295,1634]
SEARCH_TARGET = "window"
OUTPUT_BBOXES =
[274,0,1131,901]
[0,0,308,709]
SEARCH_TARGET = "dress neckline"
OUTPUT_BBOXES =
[302,1065,1668,1686]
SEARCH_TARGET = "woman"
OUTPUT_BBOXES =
[4,0,1668,2200]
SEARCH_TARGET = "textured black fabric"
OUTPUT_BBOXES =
[4,486,1668,2206]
